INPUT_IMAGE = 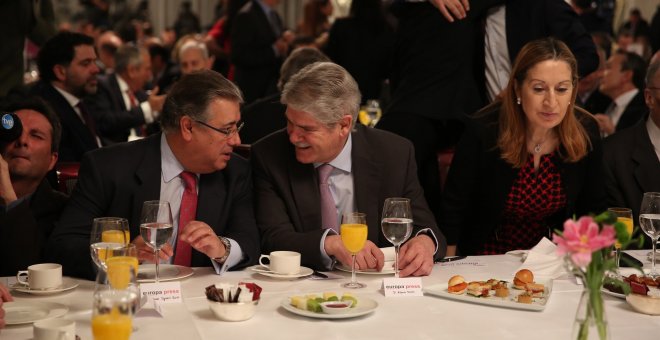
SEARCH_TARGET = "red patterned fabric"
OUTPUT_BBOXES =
[174,171,197,266]
[477,152,566,255]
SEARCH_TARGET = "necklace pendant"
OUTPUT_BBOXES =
[534,143,542,154]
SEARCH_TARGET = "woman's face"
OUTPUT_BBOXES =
[516,59,574,132]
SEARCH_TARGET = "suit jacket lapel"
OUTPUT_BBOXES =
[632,123,660,193]
[132,135,162,228]
[351,127,382,242]
[196,172,226,228]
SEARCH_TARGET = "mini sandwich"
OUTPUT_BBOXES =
[517,292,533,304]
[447,275,467,295]
[513,269,534,290]
[467,281,490,297]
[525,283,545,297]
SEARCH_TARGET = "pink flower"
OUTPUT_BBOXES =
[553,216,617,267]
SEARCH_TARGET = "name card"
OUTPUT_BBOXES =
[383,277,423,297]
[140,281,182,304]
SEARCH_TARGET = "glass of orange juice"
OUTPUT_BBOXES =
[90,217,130,270]
[92,290,133,340]
[608,207,633,268]
[340,212,368,289]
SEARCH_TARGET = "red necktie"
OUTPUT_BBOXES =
[76,102,98,141]
[126,89,138,109]
[174,171,197,266]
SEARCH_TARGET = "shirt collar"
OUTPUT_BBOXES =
[52,85,81,108]
[613,88,639,109]
[314,134,352,173]
[116,74,130,93]
[160,134,186,183]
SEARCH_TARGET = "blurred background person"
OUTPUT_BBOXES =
[205,0,250,80]
[178,39,215,76]
[296,0,333,49]
[95,30,123,75]
[174,1,202,38]
[148,42,179,93]
[441,38,605,256]
[576,46,612,115]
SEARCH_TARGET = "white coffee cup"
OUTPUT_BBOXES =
[33,319,76,340]
[16,263,62,290]
[259,251,301,275]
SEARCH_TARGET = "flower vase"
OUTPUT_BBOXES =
[572,286,610,340]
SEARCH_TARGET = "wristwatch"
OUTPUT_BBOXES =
[213,236,231,264]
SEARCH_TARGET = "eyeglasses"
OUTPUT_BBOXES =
[193,119,244,139]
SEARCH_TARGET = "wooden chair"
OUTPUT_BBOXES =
[56,162,80,195]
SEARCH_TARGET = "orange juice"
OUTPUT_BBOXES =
[102,230,130,244]
[106,258,137,290]
[615,217,634,249]
[92,308,131,340]
[107,256,139,275]
[340,224,368,254]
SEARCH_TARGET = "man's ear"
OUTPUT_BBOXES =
[47,152,58,172]
[339,114,353,136]
[205,56,215,70]
[180,116,194,141]
[53,65,67,82]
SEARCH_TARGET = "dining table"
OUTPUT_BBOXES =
[2,250,659,340]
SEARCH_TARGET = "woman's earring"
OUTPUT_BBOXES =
[516,97,521,105]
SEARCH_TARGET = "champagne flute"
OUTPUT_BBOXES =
[340,212,368,289]
[90,217,130,270]
[381,198,413,278]
[608,207,633,269]
[139,200,174,283]
[640,192,660,277]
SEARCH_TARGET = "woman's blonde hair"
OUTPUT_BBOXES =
[497,38,593,168]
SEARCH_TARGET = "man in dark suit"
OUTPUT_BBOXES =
[89,44,165,145]
[0,97,67,276]
[49,70,260,279]
[231,0,292,104]
[252,62,446,277]
[240,47,329,144]
[30,32,101,162]
[604,61,660,233]
[596,49,648,135]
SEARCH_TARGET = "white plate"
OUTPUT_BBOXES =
[424,279,553,312]
[11,277,79,295]
[280,293,378,319]
[602,268,651,299]
[248,265,313,279]
[601,287,626,299]
[336,261,395,275]
[4,301,69,325]
[137,264,194,282]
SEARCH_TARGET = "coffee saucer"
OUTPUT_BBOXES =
[248,265,314,279]
[11,277,79,295]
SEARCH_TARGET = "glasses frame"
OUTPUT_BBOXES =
[193,119,244,139]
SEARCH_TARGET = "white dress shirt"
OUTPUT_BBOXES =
[647,117,660,162]
[53,85,102,147]
[159,134,243,274]
[115,75,156,124]
[484,5,510,102]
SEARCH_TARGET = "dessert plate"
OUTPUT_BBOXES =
[137,264,194,282]
[424,278,553,312]
[248,265,313,279]
[4,301,69,325]
[11,277,78,295]
[280,294,377,319]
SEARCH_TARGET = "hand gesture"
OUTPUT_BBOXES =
[397,234,436,277]
[179,221,227,259]
[430,0,470,22]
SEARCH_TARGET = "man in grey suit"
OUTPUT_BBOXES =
[604,61,660,239]
[49,70,260,279]
[252,62,446,277]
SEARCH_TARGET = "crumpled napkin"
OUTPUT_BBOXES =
[513,237,568,279]
[382,247,395,269]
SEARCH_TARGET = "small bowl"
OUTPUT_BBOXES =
[319,300,353,314]
[208,299,259,321]
[626,293,660,315]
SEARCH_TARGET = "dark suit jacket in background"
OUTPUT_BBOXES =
[239,92,285,145]
[577,89,612,117]
[231,0,282,104]
[1,180,67,276]
[603,120,660,245]
[615,91,648,132]
[48,134,260,279]
[441,106,606,255]
[251,125,446,270]
[87,74,148,145]
[29,81,99,162]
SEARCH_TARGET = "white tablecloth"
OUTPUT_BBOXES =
[2,251,659,340]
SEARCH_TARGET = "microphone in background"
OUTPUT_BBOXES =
[1,112,23,148]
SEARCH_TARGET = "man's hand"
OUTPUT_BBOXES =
[324,235,384,270]
[430,0,470,22]
[132,235,173,263]
[594,113,615,135]
[398,234,436,277]
[0,283,13,331]
[0,155,17,206]
[179,221,226,259]
[148,86,166,113]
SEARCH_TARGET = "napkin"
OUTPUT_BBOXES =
[382,247,395,269]
[515,237,567,279]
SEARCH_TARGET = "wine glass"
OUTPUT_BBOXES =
[90,217,130,270]
[139,200,174,283]
[381,198,413,278]
[608,207,633,269]
[640,192,660,277]
[92,262,136,340]
[340,212,368,289]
